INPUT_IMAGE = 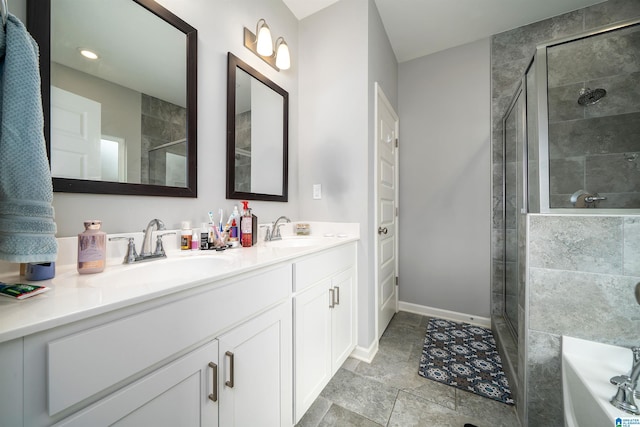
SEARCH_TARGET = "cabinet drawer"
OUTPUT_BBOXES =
[47,265,290,416]
[293,243,355,292]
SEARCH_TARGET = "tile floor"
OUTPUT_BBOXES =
[296,312,520,427]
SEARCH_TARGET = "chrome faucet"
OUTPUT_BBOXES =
[109,219,175,264]
[141,219,165,256]
[266,216,291,241]
[610,347,640,414]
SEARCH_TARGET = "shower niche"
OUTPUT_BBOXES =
[501,19,640,339]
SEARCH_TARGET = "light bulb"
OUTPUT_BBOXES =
[275,38,290,70]
[256,21,273,56]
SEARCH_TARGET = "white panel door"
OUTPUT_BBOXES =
[218,301,292,427]
[330,267,355,373]
[375,83,400,339]
[50,86,102,180]
[294,279,333,421]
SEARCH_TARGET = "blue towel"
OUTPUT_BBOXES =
[0,14,58,263]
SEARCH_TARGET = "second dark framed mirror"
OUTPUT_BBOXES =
[226,52,289,202]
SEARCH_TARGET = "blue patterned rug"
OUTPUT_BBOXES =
[418,318,514,405]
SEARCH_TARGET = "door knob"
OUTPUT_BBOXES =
[378,227,388,235]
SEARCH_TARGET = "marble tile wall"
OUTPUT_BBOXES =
[140,94,187,185]
[526,215,640,425]
[490,1,640,426]
[547,25,640,208]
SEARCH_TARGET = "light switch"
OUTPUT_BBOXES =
[313,184,322,199]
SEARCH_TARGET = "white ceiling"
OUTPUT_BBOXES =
[283,0,607,62]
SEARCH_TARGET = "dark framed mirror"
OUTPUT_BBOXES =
[226,52,288,202]
[27,0,198,197]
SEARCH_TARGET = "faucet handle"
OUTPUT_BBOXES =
[109,236,138,264]
[632,347,640,364]
[155,232,176,256]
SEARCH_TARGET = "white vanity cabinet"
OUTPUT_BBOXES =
[19,264,292,427]
[293,243,357,422]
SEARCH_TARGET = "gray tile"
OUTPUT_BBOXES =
[587,152,640,194]
[548,112,640,159]
[456,389,519,427]
[584,0,640,29]
[528,215,624,274]
[389,311,423,328]
[528,268,640,346]
[526,331,562,427]
[320,368,398,426]
[297,396,332,427]
[317,404,383,427]
[387,391,477,427]
[624,217,640,276]
[340,357,360,373]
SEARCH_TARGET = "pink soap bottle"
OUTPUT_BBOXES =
[78,220,106,274]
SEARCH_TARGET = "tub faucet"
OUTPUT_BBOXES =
[141,219,165,256]
[267,216,291,241]
[610,347,640,414]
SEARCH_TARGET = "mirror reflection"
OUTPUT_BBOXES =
[227,53,288,202]
[28,0,198,197]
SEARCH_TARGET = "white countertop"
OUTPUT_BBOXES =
[0,222,359,343]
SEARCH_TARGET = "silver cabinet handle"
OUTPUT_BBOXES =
[334,286,340,305]
[329,288,335,308]
[378,227,388,235]
[225,351,235,388]
[208,362,218,402]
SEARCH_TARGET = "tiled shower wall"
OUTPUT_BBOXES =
[141,94,187,185]
[547,25,640,208]
[490,1,640,425]
[526,215,640,425]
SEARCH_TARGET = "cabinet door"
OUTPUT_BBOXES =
[218,301,292,427]
[331,268,356,374]
[54,340,219,427]
[294,279,333,422]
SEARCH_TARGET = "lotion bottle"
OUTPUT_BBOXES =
[78,220,106,274]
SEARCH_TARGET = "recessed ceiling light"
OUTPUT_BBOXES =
[79,49,99,60]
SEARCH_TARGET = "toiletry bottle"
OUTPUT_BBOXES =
[200,223,210,250]
[191,230,199,250]
[241,201,253,247]
[78,220,106,274]
[229,219,239,245]
[180,221,192,250]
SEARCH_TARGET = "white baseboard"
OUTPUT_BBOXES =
[398,301,491,328]
[350,340,378,364]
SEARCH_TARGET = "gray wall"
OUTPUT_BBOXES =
[398,38,491,318]
[298,0,398,349]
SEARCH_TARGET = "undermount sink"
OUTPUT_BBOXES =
[562,335,637,427]
[63,254,233,289]
[265,237,333,248]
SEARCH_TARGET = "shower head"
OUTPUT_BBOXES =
[577,87,607,106]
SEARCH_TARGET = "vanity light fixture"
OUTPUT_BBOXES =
[78,48,99,60]
[244,19,291,71]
